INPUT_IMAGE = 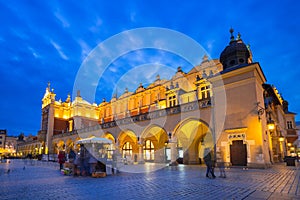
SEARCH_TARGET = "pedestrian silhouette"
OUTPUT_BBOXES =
[203,148,216,179]
[216,150,226,178]
[58,150,66,170]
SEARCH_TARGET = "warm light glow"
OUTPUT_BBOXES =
[288,143,292,147]
[290,147,295,151]
[279,137,284,142]
[267,123,275,131]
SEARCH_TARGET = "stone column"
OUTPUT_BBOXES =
[138,144,145,164]
[170,140,178,166]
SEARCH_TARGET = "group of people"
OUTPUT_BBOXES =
[57,144,105,176]
[57,145,89,175]
[58,146,224,178]
[203,148,226,179]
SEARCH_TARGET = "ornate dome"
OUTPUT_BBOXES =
[220,29,252,70]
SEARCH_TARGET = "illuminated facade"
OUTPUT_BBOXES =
[0,130,18,156]
[0,130,6,149]
[18,30,298,168]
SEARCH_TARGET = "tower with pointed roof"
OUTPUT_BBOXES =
[220,28,253,70]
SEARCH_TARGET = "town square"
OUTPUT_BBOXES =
[1,0,300,199]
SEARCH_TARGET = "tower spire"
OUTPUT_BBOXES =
[230,27,235,43]
[236,32,241,41]
[47,81,51,92]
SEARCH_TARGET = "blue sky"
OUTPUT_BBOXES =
[0,0,299,136]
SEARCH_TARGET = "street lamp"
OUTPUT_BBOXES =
[278,136,285,142]
[257,103,275,131]
[267,117,275,131]
[277,129,284,142]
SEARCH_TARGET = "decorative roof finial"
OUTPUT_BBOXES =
[246,43,251,50]
[230,27,234,42]
[77,90,81,97]
[156,74,160,81]
[170,81,174,89]
[202,54,209,62]
[177,66,183,72]
[65,93,70,103]
[237,32,241,40]
[202,70,207,78]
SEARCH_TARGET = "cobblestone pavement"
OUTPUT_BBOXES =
[0,159,299,200]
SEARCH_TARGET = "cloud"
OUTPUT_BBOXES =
[11,28,29,40]
[77,39,92,61]
[50,39,69,60]
[89,17,103,33]
[130,12,136,22]
[109,67,118,72]
[205,40,215,55]
[28,46,40,59]
[54,10,70,28]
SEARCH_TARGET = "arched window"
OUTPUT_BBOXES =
[143,140,155,161]
[200,85,211,99]
[168,95,177,107]
[122,142,132,158]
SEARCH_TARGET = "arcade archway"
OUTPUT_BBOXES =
[141,125,169,162]
[118,130,138,161]
[174,119,212,164]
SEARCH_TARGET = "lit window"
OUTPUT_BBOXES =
[200,85,211,99]
[168,95,176,107]
[122,142,132,158]
[143,140,155,161]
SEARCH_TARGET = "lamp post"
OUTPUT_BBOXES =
[278,131,286,161]
[257,102,276,163]
[257,103,275,130]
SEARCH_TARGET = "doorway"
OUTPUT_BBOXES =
[230,140,247,166]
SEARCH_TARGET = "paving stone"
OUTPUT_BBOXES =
[0,159,300,199]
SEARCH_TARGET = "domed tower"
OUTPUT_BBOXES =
[220,28,252,70]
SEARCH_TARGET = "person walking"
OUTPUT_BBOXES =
[203,148,216,179]
[216,150,226,178]
[58,151,66,170]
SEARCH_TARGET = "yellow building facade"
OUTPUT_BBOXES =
[18,30,298,168]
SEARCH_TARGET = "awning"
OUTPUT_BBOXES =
[76,136,112,144]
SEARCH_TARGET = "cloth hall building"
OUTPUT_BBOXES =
[17,30,298,168]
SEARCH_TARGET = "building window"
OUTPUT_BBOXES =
[200,85,211,99]
[0,136,2,139]
[143,140,155,161]
[168,95,176,107]
[122,142,132,158]
[287,121,293,129]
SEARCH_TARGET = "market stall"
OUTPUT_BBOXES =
[75,136,114,177]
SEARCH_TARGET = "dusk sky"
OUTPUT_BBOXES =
[1,0,299,136]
